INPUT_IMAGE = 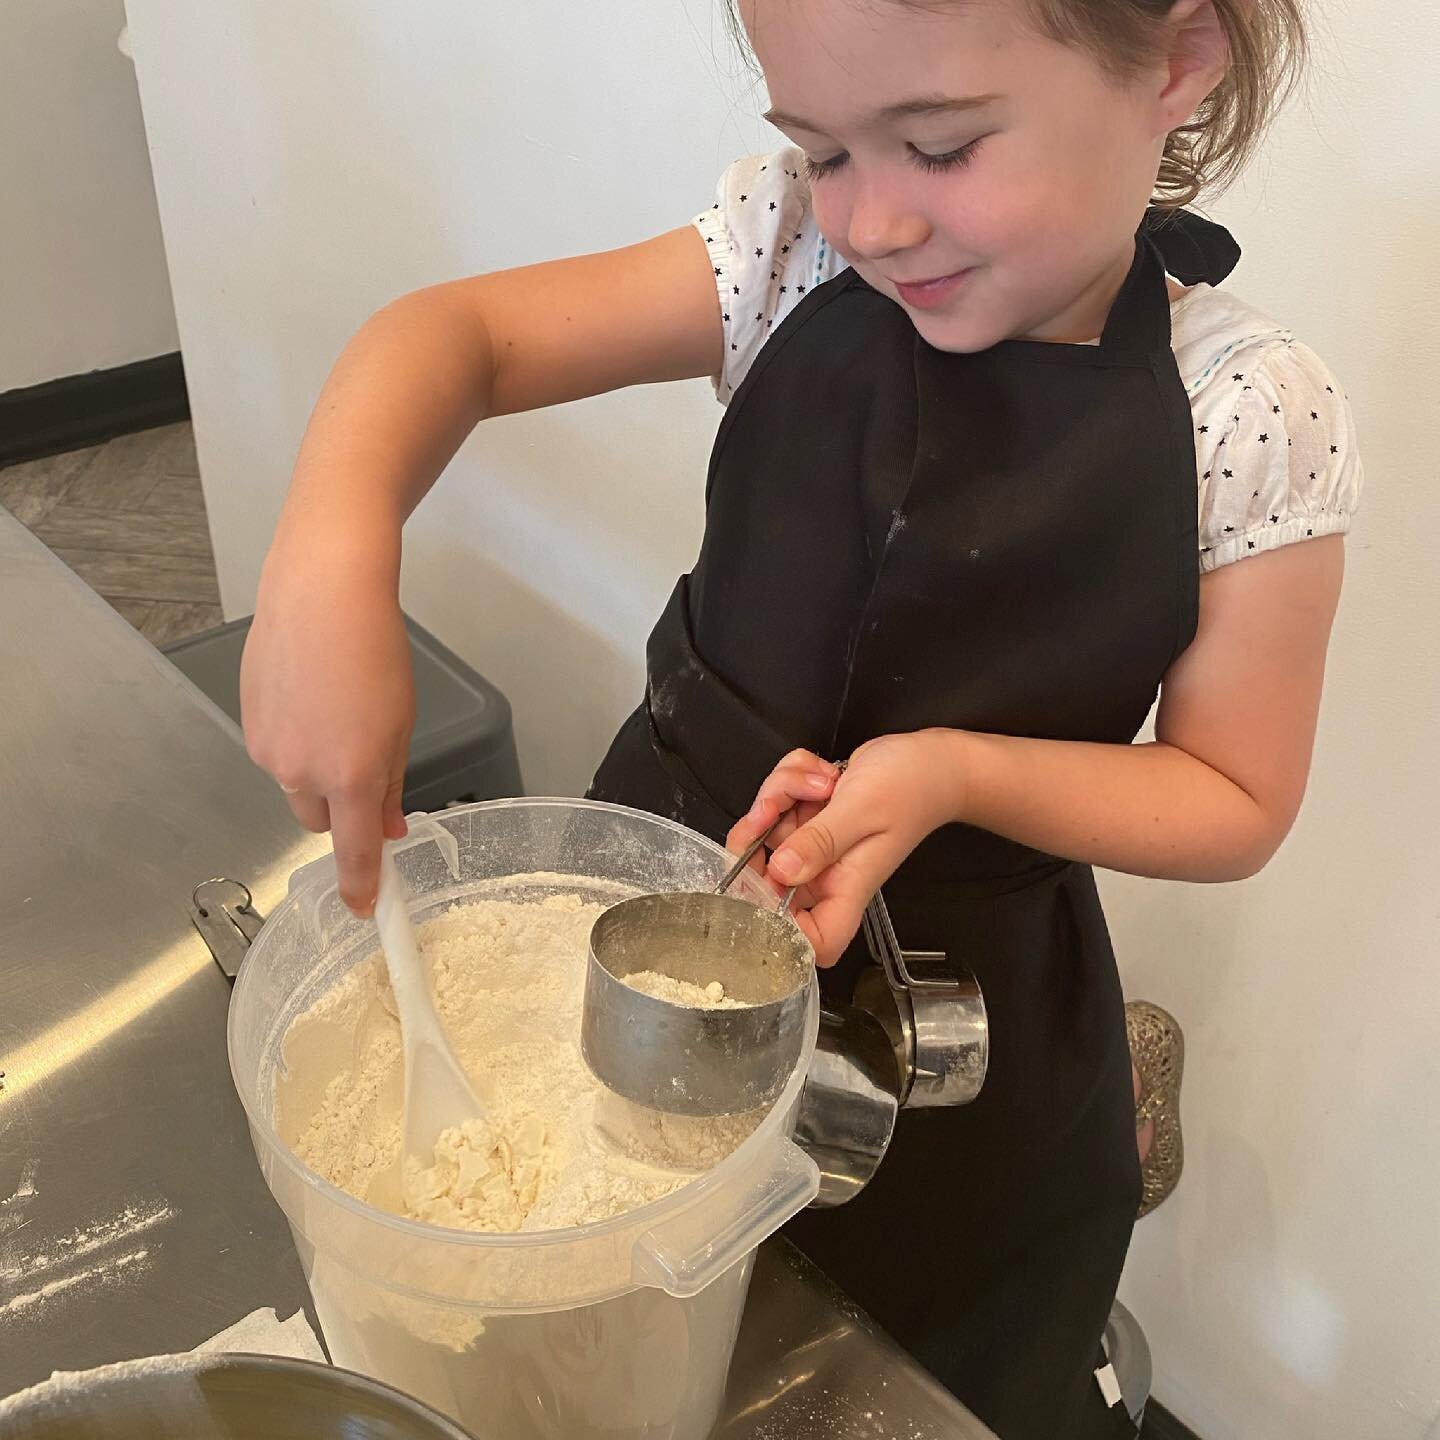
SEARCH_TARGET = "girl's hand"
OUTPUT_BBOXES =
[725,732,963,968]
[240,528,414,916]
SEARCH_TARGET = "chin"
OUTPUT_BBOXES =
[902,305,1013,356]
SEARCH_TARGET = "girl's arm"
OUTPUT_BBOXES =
[734,537,1345,965]
[277,227,725,534]
[954,535,1346,880]
[243,227,723,913]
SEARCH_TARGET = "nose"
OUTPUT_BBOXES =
[846,179,930,260]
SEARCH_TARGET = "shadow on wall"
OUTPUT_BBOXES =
[398,383,711,797]
[403,526,637,799]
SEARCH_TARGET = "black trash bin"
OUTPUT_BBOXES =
[164,614,523,811]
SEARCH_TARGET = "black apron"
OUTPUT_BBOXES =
[590,212,1239,1439]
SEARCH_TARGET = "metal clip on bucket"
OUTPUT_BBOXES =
[856,890,989,1109]
[794,889,990,1207]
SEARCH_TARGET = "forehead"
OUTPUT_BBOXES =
[741,0,1040,123]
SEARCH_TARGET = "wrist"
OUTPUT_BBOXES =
[912,727,981,831]
[262,508,402,605]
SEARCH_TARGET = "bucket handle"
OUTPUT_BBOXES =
[630,1138,819,1298]
[191,815,462,982]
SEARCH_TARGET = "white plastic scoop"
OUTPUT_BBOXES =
[374,843,485,1175]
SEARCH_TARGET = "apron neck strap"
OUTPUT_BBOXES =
[1098,208,1241,355]
[1098,231,1173,355]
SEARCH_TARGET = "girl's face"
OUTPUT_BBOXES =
[744,0,1219,350]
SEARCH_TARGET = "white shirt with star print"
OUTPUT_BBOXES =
[692,149,1363,573]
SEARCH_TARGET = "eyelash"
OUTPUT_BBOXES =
[802,138,986,183]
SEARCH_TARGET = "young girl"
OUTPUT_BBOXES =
[241,0,1360,1433]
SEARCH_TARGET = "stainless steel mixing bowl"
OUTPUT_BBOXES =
[0,1353,476,1440]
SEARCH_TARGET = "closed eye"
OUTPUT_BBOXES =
[801,151,849,182]
[802,137,988,183]
[909,137,986,173]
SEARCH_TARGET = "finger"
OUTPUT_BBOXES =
[779,747,840,773]
[799,891,869,969]
[763,803,820,852]
[329,789,388,916]
[285,787,332,835]
[768,801,882,887]
[781,879,820,914]
[728,753,842,853]
[733,766,838,868]
[753,762,839,814]
[727,795,781,871]
[729,794,827,875]
[380,772,408,841]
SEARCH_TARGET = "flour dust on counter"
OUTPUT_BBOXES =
[0,1196,172,1322]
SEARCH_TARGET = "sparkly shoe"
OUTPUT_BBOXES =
[1127,1000,1185,1218]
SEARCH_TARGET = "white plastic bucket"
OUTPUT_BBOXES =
[228,799,821,1439]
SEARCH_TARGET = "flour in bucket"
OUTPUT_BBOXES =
[277,887,764,1232]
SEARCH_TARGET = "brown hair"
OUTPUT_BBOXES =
[725,0,1307,209]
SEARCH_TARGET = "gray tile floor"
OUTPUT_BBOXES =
[0,422,224,647]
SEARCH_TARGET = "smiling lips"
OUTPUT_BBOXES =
[891,268,976,309]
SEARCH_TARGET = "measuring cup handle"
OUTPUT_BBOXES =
[715,815,782,896]
[630,1140,819,1298]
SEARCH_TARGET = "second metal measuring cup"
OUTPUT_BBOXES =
[581,820,814,1117]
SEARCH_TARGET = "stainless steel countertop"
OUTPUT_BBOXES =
[0,507,991,1438]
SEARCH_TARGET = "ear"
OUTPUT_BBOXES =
[1155,0,1231,132]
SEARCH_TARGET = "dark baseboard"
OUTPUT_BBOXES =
[0,352,189,467]
[1142,1399,1204,1440]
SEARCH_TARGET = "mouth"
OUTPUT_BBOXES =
[890,268,975,310]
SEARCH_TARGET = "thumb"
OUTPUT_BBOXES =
[768,801,876,887]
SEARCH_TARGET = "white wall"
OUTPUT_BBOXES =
[0,0,178,391]
[1109,11,1440,1437]
[125,0,766,787]
[125,4,1437,1437]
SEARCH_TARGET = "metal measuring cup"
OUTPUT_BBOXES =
[581,821,813,1117]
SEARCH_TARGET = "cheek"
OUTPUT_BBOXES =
[967,140,1129,273]
[808,183,850,256]
[924,175,1046,269]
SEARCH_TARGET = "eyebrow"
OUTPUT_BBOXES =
[764,93,1001,133]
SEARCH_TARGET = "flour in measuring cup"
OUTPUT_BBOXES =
[279,890,761,1233]
[623,971,748,1008]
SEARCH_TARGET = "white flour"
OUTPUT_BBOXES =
[0,1248,150,1319]
[281,893,760,1234]
[0,1201,173,1287]
[623,971,748,1008]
